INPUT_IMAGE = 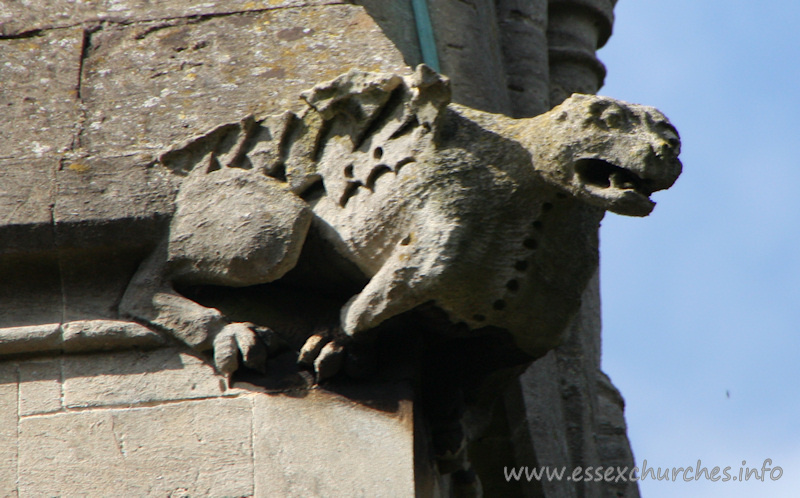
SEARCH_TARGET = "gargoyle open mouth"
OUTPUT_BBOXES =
[574,158,656,216]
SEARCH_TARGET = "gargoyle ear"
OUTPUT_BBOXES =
[300,69,403,123]
[585,96,612,117]
[409,64,451,127]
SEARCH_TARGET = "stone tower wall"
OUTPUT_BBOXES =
[0,1,639,496]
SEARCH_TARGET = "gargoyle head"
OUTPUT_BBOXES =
[526,94,682,216]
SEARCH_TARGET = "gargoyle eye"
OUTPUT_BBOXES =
[659,124,681,154]
[600,108,625,128]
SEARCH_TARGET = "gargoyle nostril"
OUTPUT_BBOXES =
[657,140,679,157]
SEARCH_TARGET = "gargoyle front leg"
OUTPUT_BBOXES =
[299,246,436,381]
[119,240,268,376]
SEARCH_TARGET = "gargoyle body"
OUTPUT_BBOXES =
[120,65,681,377]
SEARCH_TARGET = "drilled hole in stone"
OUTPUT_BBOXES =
[373,147,384,159]
[344,164,354,178]
[473,314,486,322]
[493,300,506,311]
[506,280,519,292]
[400,234,412,246]
[523,238,537,249]
[514,261,528,272]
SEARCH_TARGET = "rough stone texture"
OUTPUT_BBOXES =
[0,159,57,254]
[62,348,234,408]
[0,363,18,498]
[17,398,254,497]
[0,324,62,355]
[0,351,416,497]
[496,0,551,117]
[0,28,83,162]
[0,0,342,36]
[253,389,415,496]
[0,321,163,357]
[0,1,667,496]
[18,360,62,417]
[79,6,409,157]
[61,320,164,352]
[548,0,616,104]
[427,0,511,114]
[1,3,409,255]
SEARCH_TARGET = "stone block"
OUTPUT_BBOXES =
[0,0,340,36]
[54,155,177,249]
[17,397,254,496]
[62,348,235,408]
[253,389,415,497]
[0,158,56,254]
[0,29,82,161]
[19,360,62,416]
[79,5,409,156]
[0,362,19,497]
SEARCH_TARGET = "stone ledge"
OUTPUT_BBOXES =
[0,320,165,357]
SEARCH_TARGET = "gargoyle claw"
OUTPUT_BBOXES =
[314,341,345,382]
[213,322,269,376]
[297,333,347,382]
[298,333,328,368]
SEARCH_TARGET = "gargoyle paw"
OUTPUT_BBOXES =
[298,334,345,383]
[213,322,269,376]
[297,331,377,382]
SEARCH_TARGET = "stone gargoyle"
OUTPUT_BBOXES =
[119,65,681,379]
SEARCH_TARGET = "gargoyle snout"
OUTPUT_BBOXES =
[644,135,682,192]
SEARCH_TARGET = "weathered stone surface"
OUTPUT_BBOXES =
[428,0,511,114]
[495,0,550,116]
[0,28,83,162]
[17,397,254,497]
[547,0,616,106]
[61,320,164,352]
[62,348,235,408]
[0,324,61,355]
[515,353,576,498]
[19,360,62,416]
[0,1,659,495]
[355,0,423,67]
[79,6,410,156]
[253,389,414,497]
[0,0,341,36]
[0,321,164,357]
[0,158,56,254]
[0,363,18,498]
[54,155,178,245]
[595,372,639,498]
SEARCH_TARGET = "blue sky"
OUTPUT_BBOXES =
[597,1,800,496]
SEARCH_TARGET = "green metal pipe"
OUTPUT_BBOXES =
[411,0,440,72]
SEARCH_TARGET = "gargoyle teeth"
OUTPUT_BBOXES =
[610,171,638,191]
[574,159,646,195]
